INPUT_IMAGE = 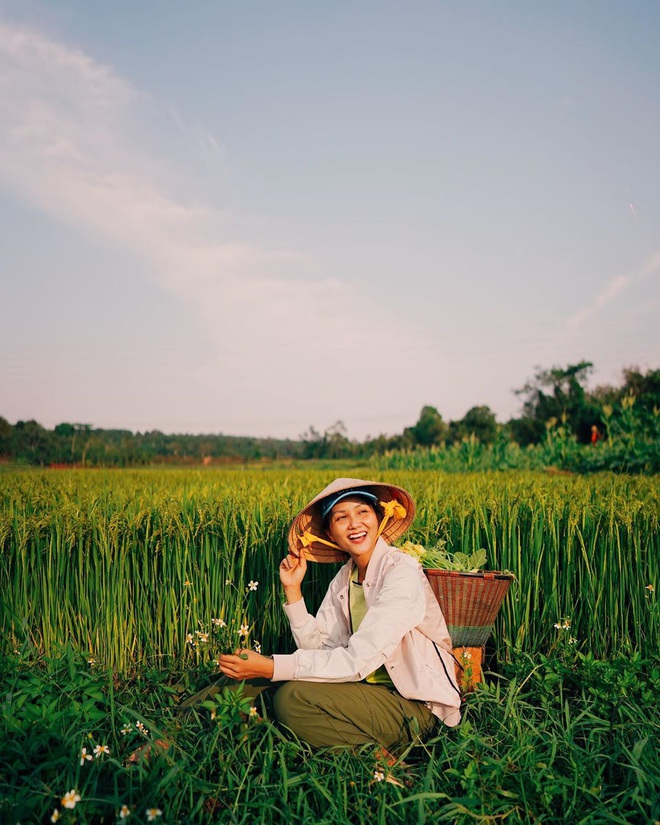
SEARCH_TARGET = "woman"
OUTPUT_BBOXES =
[215,478,461,752]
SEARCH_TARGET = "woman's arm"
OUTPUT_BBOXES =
[272,560,426,682]
[283,568,350,651]
[278,549,351,651]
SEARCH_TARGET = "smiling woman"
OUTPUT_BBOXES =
[183,477,461,755]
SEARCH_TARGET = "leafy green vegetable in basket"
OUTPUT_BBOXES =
[398,540,488,572]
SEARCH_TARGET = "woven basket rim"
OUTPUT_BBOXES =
[424,569,514,581]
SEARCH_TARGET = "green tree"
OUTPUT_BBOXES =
[301,421,354,459]
[12,420,55,465]
[459,405,498,444]
[405,406,447,447]
[593,366,660,424]
[324,421,354,459]
[0,416,12,456]
[511,361,600,444]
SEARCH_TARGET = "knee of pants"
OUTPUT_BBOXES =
[272,682,311,732]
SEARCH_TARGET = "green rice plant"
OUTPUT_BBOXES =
[0,469,658,674]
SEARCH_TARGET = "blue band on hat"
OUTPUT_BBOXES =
[320,488,379,521]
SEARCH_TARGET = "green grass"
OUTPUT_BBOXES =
[2,645,658,824]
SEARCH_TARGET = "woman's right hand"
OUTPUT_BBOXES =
[279,551,307,603]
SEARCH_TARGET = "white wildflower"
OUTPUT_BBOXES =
[61,790,81,810]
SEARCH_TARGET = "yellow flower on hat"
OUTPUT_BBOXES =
[380,499,407,520]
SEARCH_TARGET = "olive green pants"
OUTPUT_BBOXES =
[178,678,437,751]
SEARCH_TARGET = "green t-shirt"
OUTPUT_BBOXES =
[349,567,393,686]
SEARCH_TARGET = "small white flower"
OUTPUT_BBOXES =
[212,618,226,627]
[50,810,60,823]
[238,624,249,637]
[146,808,163,821]
[186,633,195,645]
[568,637,578,645]
[553,622,562,630]
[195,631,209,643]
[249,706,259,717]
[80,747,93,765]
[253,641,262,654]
[119,805,131,819]
[225,578,232,585]
[646,584,655,593]
[248,580,259,591]
[136,721,149,736]
[120,723,132,735]
[93,744,110,758]
[373,770,385,782]
[87,658,96,667]
[61,790,81,809]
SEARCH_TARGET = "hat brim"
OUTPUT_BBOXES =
[287,477,415,563]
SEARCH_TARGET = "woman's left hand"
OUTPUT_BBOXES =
[217,650,275,680]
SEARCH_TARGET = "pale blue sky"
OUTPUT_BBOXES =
[1,1,658,438]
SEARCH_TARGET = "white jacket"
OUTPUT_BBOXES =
[271,538,462,726]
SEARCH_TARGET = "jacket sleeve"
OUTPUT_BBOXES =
[272,559,426,683]
[280,568,350,652]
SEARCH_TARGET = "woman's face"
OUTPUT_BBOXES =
[325,497,380,563]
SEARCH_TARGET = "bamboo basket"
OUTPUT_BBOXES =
[425,569,514,647]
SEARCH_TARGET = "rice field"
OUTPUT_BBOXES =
[1,468,657,671]
[1,467,659,823]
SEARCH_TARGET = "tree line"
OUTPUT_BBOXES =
[1,363,657,467]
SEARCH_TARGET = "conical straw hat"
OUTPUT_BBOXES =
[288,477,415,562]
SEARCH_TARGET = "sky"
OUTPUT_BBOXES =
[1,1,658,440]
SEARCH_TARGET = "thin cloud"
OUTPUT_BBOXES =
[565,252,660,332]
[0,17,444,432]
[167,103,226,156]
